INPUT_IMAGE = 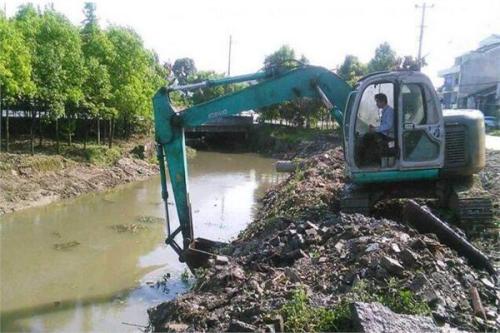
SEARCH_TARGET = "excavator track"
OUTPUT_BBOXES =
[448,175,495,235]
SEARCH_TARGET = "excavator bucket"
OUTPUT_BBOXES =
[183,238,227,271]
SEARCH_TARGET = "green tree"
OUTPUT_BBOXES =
[172,58,196,85]
[264,45,299,71]
[0,11,34,152]
[13,4,43,152]
[367,42,399,72]
[39,8,84,152]
[337,55,367,86]
[80,2,113,146]
[106,26,166,144]
[262,46,322,128]
[187,70,246,105]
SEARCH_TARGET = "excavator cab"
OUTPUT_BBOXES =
[344,71,445,182]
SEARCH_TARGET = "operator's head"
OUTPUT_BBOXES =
[375,93,388,109]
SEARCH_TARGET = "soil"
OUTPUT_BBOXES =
[0,152,158,215]
[148,142,500,332]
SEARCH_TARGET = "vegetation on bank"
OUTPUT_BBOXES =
[279,280,430,332]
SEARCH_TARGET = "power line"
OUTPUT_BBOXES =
[415,2,434,70]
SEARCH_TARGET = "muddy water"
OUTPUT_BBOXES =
[0,151,279,332]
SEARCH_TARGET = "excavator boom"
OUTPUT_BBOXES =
[152,65,352,267]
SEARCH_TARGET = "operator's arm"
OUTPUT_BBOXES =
[376,106,394,137]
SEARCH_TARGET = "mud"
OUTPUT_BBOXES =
[0,153,158,215]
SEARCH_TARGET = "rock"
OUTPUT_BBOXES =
[164,322,189,332]
[380,256,404,276]
[318,256,328,264]
[305,221,319,230]
[250,279,264,295]
[284,267,301,283]
[432,304,448,322]
[334,240,345,253]
[399,249,419,268]
[351,302,438,332]
[270,236,281,247]
[272,314,284,332]
[227,319,256,332]
[480,277,494,289]
[216,255,230,265]
[390,243,401,253]
[365,243,380,253]
[264,324,275,333]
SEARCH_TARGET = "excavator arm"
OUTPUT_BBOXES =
[152,65,352,268]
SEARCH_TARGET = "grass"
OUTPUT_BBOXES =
[84,146,122,166]
[280,279,430,332]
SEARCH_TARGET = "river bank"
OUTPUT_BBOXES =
[0,137,163,215]
[0,152,158,215]
[0,126,335,216]
[148,145,499,332]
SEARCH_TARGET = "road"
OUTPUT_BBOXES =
[486,135,500,151]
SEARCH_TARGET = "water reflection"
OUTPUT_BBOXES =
[1,151,278,332]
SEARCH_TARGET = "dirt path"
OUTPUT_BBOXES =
[0,153,158,215]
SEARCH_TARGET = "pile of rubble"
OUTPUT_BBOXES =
[148,147,499,332]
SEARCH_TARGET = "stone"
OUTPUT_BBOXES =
[164,322,189,332]
[272,314,284,332]
[380,256,404,276]
[351,302,438,333]
[270,236,281,247]
[305,221,319,230]
[250,279,264,295]
[216,255,230,265]
[390,243,401,253]
[480,277,494,289]
[399,249,419,268]
[334,240,345,253]
[227,319,256,332]
[365,243,380,253]
[284,267,301,283]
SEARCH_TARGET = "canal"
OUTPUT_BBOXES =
[0,151,279,332]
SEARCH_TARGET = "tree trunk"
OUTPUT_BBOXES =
[38,111,43,147]
[5,109,9,152]
[97,118,101,145]
[30,109,36,155]
[103,119,107,145]
[108,118,113,148]
[67,117,72,146]
[56,118,60,154]
[84,118,88,150]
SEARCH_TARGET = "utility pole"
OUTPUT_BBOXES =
[227,35,232,76]
[415,2,433,70]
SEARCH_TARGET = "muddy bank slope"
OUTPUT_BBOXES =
[0,153,158,215]
[149,147,499,332]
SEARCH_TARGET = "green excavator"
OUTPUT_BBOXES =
[152,65,492,269]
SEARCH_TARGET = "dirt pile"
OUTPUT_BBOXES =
[148,147,499,332]
[0,153,158,215]
[480,150,500,217]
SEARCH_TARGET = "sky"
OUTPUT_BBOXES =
[3,0,500,87]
